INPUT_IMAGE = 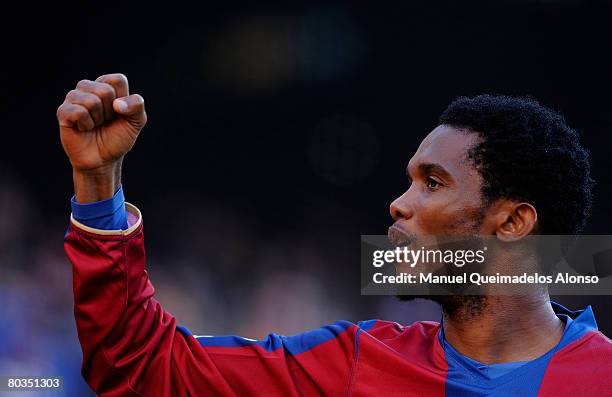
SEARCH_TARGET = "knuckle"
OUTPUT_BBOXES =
[56,104,66,119]
[97,83,116,99]
[112,73,128,84]
[66,89,79,100]
[76,79,91,89]
[96,73,111,80]
[57,104,86,121]
[84,94,102,109]
[74,106,88,119]
[96,73,127,85]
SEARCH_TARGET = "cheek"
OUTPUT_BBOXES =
[412,193,455,232]
[413,191,482,234]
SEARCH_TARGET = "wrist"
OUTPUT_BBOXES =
[73,161,123,203]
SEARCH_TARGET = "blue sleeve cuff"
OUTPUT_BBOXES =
[71,186,129,230]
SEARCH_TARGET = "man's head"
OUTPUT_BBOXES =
[389,95,594,312]
[390,94,593,241]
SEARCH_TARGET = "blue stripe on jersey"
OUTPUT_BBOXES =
[177,321,354,356]
[355,320,378,357]
[357,320,378,332]
[443,301,598,397]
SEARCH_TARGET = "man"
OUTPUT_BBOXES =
[59,73,612,396]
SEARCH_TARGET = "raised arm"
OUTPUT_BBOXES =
[58,74,359,396]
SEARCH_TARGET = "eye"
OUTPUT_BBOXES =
[425,176,442,190]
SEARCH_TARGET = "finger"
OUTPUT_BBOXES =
[57,102,95,131]
[76,79,117,120]
[96,73,129,98]
[113,94,146,123]
[66,90,104,126]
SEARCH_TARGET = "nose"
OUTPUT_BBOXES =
[389,191,413,222]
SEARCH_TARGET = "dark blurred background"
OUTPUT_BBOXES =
[1,1,612,395]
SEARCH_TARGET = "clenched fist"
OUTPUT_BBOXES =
[58,73,146,203]
[57,73,146,171]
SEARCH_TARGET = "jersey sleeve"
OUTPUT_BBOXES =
[70,185,129,230]
[64,203,358,397]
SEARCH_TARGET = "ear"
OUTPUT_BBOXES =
[493,201,538,241]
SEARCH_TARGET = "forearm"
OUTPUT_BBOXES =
[73,160,123,203]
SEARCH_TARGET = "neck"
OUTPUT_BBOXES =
[441,294,564,364]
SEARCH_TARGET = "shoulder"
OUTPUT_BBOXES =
[575,330,612,356]
[539,331,612,395]
[357,319,440,339]
[548,330,612,371]
[561,330,612,355]
[357,319,441,349]
[355,320,444,366]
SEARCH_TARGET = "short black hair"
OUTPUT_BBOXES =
[439,95,593,235]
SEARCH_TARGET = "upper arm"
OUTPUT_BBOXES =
[178,321,358,396]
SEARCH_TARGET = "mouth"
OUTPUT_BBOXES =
[387,224,415,247]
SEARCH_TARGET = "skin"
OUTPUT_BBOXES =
[389,125,564,364]
[58,74,564,366]
[57,73,146,203]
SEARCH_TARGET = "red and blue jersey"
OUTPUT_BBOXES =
[64,192,612,396]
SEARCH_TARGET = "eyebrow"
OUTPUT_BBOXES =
[406,162,453,181]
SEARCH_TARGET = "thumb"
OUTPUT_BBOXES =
[113,94,146,125]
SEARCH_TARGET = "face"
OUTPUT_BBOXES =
[389,125,489,308]
[389,125,487,244]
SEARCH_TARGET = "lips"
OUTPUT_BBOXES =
[388,223,415,247]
